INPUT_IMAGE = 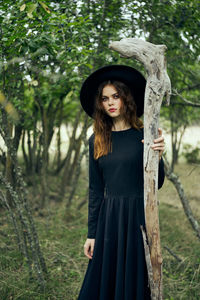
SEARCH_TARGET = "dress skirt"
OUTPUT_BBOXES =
[77,193,151,300]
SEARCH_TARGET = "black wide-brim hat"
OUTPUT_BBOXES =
[80,65,146,118]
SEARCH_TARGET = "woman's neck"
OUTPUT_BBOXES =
[111,119,131,131]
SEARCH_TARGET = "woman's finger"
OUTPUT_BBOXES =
[83,243,88,255]
[91,243,94,257]
[151,143,165,148]
[84,243,91,259]
[154,136,164,143]
[158,128,162,136]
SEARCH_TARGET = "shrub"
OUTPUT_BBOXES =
[182,142,200,163]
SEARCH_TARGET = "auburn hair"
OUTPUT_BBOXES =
[92,80,144,160]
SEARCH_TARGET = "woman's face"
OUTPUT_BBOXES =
[101,84,122,118]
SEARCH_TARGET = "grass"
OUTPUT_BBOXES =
[0,163,200,299]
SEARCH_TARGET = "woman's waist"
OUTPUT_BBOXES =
[104,186,144,198]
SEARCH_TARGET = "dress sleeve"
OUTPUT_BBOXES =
[87,134,105,239]
[158,156,165,189]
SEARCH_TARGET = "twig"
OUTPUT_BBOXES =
[163,245,182,262]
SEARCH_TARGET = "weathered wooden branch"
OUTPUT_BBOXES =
[109,38,171,300]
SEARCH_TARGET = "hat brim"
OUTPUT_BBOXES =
[80,65,146,118]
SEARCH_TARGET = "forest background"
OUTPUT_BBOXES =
[0,0,200,299]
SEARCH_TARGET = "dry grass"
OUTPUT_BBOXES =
[0,163,199,299]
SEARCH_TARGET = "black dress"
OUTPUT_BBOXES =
[77,127,165,300]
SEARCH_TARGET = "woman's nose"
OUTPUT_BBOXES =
[108,97,114,105]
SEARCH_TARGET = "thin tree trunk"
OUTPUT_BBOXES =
[31,120,38,197]
[54,101,63,171]
[13,124,23,153]
[27,130,33,174]
[40,109,49,207]
[66,139,82,187]
[67,114,89,208]
[22,130,29,174]
[56,125,61,170]
[5,121,14,206]
[58,108,83,201]
[171,118,186,170]
[163,154,200,240]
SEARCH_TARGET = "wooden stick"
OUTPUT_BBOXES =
[109,38,171,299]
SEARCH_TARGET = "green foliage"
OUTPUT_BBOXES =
[1,0,199,133]
[182,143,200,163]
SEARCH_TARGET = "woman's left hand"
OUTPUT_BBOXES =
[141,128,165,161]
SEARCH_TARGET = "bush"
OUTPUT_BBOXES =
[182,143,200,163]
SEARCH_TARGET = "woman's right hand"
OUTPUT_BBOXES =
[84,238,95,259]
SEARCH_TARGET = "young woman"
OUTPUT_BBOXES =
[77,65,165,300]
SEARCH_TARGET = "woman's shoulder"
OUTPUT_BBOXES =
[134,126,144,135]
[137,126,144,132]
[139,127,144,137]
[131,126,144,140]
[88,132,94,141]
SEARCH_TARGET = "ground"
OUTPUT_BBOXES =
[0,162,199,300]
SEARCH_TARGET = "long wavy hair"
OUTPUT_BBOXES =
[92,80,144,160]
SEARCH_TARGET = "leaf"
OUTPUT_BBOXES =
[31,80,38,86]
[20,4,26,12]
[39,1,51,14]
[64,91,73,104]
[27,3,37,14]
[27,12,33,19]
[85,63,93,69]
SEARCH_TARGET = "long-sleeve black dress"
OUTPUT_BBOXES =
[77,126,165,300]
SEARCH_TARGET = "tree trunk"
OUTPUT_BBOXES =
[0,112,47,287]
[58,108,83,201]
[67,114,89,208]
[163,154,200,240]
[13,123,23,153]
[109,38,171,299]
[40,109,49,208]
[27,130,33,174]
[22,130,29,174]
[5,121,14,206]
[170,114,186,171]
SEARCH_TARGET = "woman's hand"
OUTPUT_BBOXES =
[141,128,165,161]
[151,128,165,160]
[84,238,95,259]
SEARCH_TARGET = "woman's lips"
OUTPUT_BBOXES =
[109,109,117,112]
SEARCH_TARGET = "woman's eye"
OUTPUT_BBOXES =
[114,94,119,98]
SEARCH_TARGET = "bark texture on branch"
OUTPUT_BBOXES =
[109,38,171,300]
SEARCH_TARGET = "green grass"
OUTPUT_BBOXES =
[0,163,200,299]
